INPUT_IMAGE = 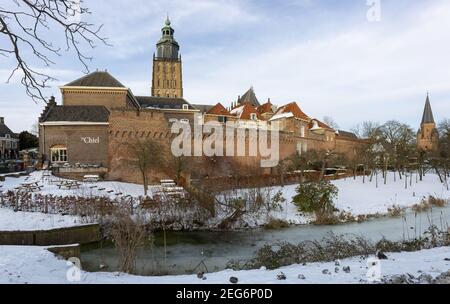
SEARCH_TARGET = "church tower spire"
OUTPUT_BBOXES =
[152,16,183,98]
[417,93,439,152]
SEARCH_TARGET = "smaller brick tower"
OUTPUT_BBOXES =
[417,93,439,152]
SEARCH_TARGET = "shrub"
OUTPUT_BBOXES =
[292,181,338,221]
[387,205,406,217]
[428,196,447,207]
[264,218,290,230]
[228,228,450,271]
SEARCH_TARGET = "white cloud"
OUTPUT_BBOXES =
[1,0,449,132]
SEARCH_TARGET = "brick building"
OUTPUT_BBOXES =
[417,94,439,152]
[38,17,367,183]
[0,117,19,160]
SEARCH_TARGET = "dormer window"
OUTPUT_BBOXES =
[250,113,257,121]
[182,104,189,110]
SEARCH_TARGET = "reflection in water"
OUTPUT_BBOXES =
[81,206,450,276]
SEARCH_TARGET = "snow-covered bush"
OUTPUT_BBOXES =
[292,181,338,223]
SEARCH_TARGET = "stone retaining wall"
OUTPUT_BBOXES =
[0,224,101,246]
[47,244,81,260]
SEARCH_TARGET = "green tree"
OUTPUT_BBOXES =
[292,181,338,220]
[18,131,39,150]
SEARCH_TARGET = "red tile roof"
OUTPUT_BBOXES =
[274,102,310,121]
[309,119,334,131]
[206,103,231,116]
[230,103,261,120]
[257,101,274,115]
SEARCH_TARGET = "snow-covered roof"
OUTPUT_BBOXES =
[269,112,294,121]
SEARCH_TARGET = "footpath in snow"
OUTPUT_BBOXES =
[0,245,449,284]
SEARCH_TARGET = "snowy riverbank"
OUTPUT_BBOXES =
[1,171,448,230]
[215,173,450,227]
[0,245,449,284]
[0,208,85,231]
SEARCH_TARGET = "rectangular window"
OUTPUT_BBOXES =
[300,126,305,137]
[218,116,227,123]
[51,148,68,163]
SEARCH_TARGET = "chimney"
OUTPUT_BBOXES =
[48,96,57,106]
[0,117,4,124]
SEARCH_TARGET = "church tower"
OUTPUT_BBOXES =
[151,17,183,98]
[417,94,439,152]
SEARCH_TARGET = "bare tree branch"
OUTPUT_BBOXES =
[0,0,110,103]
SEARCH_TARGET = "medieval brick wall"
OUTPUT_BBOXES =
[107,109,173,183]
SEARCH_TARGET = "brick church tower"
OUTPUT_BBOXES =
[417,94,439,152]
[151,16,183,98]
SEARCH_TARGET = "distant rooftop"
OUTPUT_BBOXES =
[421,94,435,124]
[65,71,126,88]
[42,105,110,123]
[137,96,196,110]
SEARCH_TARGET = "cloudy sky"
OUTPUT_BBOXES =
[1,0,449,133]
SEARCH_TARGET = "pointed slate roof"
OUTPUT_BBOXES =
[421,94,435,124]
[239,87,260,107]
[65,71,126,88]
[0,121,16,138]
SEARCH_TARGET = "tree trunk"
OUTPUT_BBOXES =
[142,172,148,196]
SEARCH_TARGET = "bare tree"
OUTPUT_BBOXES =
[0,0,109,102]
[127,138,166,196]
[379,120,415,181]
[323,116,339,130]
[351,121,381,139]
[108,207,150,274]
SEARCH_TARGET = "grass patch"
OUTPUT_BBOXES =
[428,196,447,208]
[388,205,406,217]
[412,196,448,213]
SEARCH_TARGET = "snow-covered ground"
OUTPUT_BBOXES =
[0,208,87,231]
[1,171,448,230]
[0,171,152,198]
[217,173,450,227]
[0,245,448,284]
